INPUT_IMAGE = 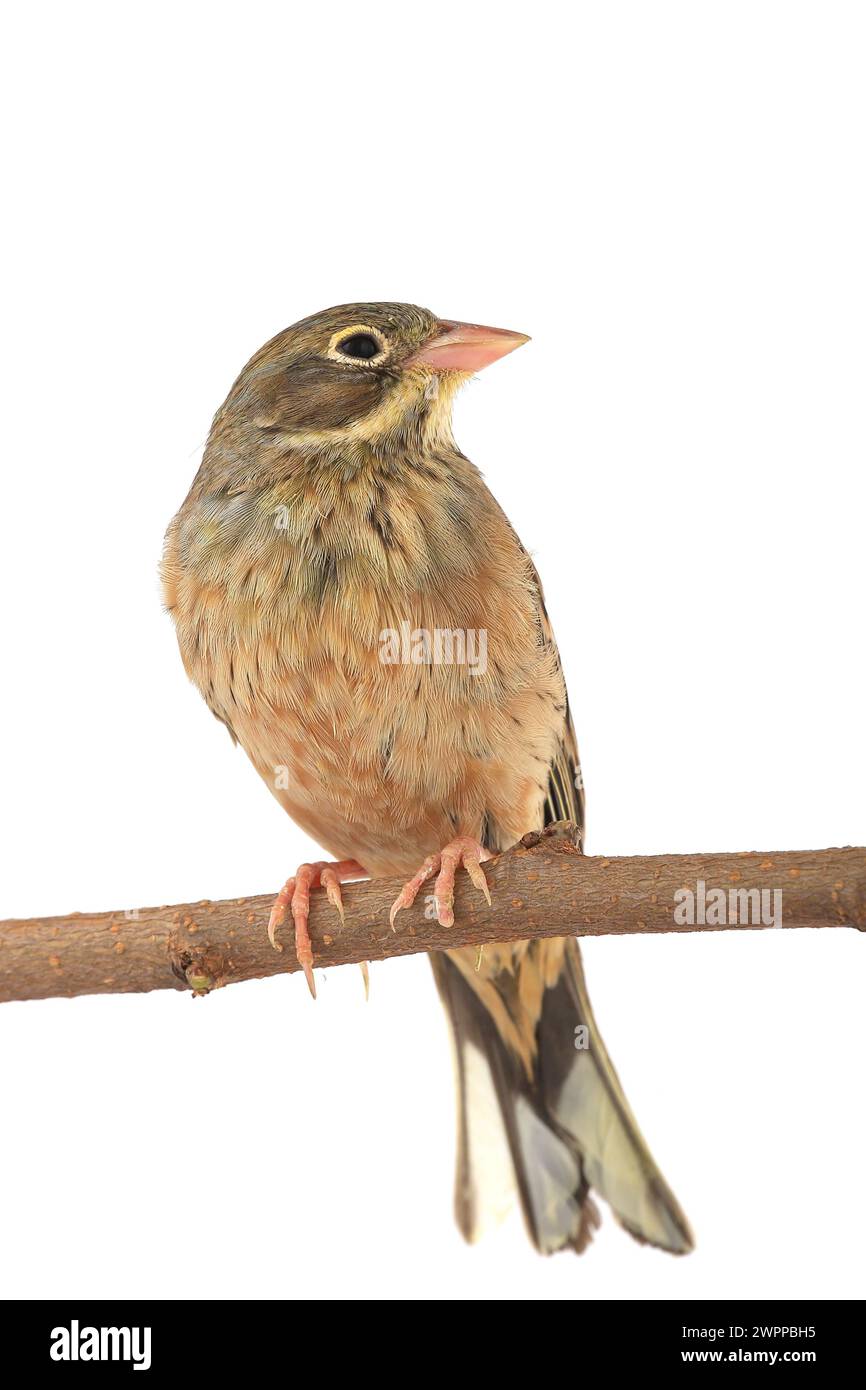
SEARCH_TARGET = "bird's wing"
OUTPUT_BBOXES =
[524,545,585,834]
[543,706,584,834]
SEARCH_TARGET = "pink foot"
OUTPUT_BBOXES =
[389,836,492,930]
[268,859,366,998]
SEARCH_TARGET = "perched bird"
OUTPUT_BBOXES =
[162,303,693,1255]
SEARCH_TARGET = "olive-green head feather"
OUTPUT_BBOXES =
[211,302,528,448]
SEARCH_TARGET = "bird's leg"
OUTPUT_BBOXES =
[268,859,366,999]
[390,836,491,930]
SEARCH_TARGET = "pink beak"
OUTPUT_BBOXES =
[406,319,530,372]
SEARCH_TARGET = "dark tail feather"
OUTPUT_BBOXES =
[430,950,600,1252]
[431,942,693,1256]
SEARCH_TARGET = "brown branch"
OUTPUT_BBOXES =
[0,824,863,1005]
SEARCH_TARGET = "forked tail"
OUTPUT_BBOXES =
[431,939,693,1255]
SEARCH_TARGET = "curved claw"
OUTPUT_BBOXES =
[298,954,317,1000]
[268,876,295,951]
[391,837,492,931]
[266,859,366,997]
[321,867,346,925]
[464,855,492,905]
[389,853,440,930]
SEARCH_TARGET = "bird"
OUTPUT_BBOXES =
[161,302,693,1255]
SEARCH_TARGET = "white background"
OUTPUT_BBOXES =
[1,2,864,1301]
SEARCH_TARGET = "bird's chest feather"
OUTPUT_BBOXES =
[163,468,564,870]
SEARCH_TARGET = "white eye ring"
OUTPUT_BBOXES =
[326,325,389,365]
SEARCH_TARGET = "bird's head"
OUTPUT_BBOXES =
[212,302,529,459]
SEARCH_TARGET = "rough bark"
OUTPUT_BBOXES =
[0,824,863,1004]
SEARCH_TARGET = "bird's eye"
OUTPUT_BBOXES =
[336,332,382,360]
